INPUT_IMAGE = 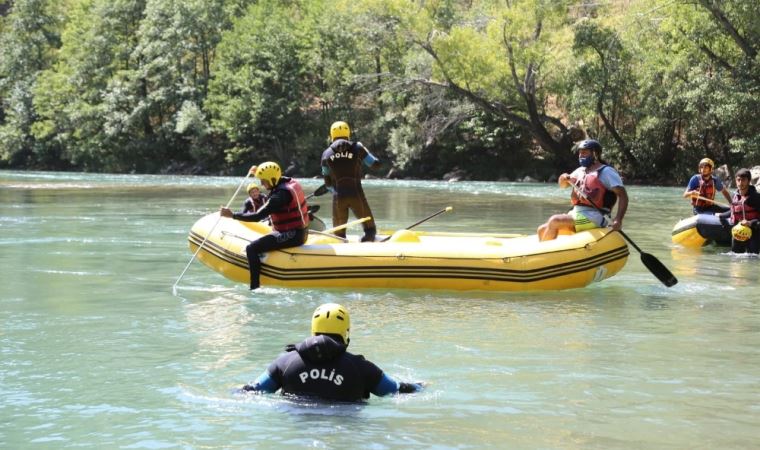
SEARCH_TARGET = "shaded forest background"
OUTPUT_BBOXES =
[1,0,758,184]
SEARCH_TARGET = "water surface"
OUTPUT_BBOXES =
[1,171,758,449]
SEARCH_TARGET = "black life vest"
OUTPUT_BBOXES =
[273,335,380,402]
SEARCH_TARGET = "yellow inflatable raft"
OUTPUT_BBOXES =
[187,213,629,292]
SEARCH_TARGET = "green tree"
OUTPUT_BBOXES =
[129,0,252,171]
[395,0,579,173]
[0,0,63,168]
[207,0,320,172]
[32,0,146,171]
[638,0,760,180]
[675,0,760,173]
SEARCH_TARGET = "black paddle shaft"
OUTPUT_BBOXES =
[306,184,328,200]
[380,207,452,243]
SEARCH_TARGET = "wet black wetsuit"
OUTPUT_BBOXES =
[321,139,380,241]
[242,334,421,401]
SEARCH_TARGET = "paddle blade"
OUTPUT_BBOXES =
[640,252,678,287]
[313,184,328,197]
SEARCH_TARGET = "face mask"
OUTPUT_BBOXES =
[579,155,595,167]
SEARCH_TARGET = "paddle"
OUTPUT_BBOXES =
[569,183,677,287]
[691,195,730,209]
[323,216,372,235]
[223,227,349,243]
[307,184,328,200]
[172,171,251,295]
[380,206,453,242]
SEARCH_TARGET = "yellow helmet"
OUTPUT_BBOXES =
[311,303,350,344]
[254,161,281,186]
[699,158,714,169]
[246,182,260,193]
[732,223,752,242]
[330,121,351,141]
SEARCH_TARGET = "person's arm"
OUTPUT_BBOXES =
[357,143,381,170]
[610,186,628,231]
[371,373,424,396]
[321,165,335,194]
[241,370,279,393]
[744,193,760,228]
[321,151,336,194]
[221,189,289,222]
[683,176,699,199]
[221,204,268,222]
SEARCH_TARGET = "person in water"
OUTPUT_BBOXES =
[220,161,309,290]
[240,182,267,214]
[683,158,732,214]
[717,168,760,254]
[241,303,424,402]
[537,139,629,241]
[321,121,381,242]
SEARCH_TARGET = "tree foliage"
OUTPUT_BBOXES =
[0,0,758,182]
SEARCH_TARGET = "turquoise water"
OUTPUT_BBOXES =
[1,170,758,449]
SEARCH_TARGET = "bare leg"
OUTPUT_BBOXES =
[538,214,575,242]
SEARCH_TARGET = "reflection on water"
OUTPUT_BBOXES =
[184,295,254,371]
[1,171,759,449]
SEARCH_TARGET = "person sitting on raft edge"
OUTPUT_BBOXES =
[537,139,628,241]
[220,161,309,290]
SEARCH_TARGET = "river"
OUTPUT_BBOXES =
[1,170,758,449]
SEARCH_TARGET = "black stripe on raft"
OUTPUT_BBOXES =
[188,232,629,284]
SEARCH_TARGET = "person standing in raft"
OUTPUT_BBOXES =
[321,121,381,242]
[240,182,267,214]
[220,161,309,290]
[537,139,629,241]
[241,303,424,402]
[683,158,732,214]
[717,168,760,254]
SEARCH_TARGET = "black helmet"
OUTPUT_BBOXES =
[576,139,602,153]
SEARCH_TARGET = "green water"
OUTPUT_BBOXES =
[1,170,758,449]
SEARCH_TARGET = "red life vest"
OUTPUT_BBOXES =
[570,165,617,213]
[691,176,716,208]
[730,192,760,222]
[270,178,310,231]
